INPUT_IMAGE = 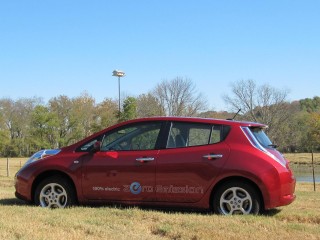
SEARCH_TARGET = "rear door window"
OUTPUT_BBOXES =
[166,122,228,148]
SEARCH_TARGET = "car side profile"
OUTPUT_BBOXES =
[15,117,296,215]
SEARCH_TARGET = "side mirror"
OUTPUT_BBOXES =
[91,141,101,153]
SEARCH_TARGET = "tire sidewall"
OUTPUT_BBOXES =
[213,181,261,215]
[34,176,75,208]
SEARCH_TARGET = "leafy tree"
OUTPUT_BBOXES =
[49,93,97,147]
[297,97,320,152]
[0,97,41,156]
[120,97,137,122]
[300,97,320,113]
[136,93,163,117]
[274,102,304,152]
[49,95,77,147]
[0,129,10,157]
[299,112,320,152]
[92,98,118,132]
[71,92,96,140]
[0,106,8,155]
[0,98,20,141]
[29,105,59,150]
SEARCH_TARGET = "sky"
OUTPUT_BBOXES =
[0,0,319,111]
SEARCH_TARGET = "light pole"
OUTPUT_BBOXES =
[112,70,125,120]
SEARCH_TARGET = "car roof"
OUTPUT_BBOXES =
[119,116,266,128]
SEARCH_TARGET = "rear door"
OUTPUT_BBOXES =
[156,121,231,203]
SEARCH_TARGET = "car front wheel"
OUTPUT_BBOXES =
[213,181,261,215]
[34,176,76,208]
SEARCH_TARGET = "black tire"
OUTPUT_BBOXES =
[34,176,76,208]
[213,181,261,215]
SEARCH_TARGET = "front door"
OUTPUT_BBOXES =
[81,121,162,202]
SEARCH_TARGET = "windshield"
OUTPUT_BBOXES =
[250,127,273,148]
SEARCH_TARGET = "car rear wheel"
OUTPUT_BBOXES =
[34,176,76,208]
[213,181,261,215]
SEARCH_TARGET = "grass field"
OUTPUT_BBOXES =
[284,153,320,165]
[0,156,320,239]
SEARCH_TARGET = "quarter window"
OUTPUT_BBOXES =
[249,127,273,148]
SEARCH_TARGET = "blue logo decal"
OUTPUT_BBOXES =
[130,182,142,194]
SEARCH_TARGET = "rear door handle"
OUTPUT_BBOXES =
[203,154,223,160]
[136,157,155,162]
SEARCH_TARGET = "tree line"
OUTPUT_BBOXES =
[0,77,319,157]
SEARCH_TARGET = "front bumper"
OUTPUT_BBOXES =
[14,173,33,202]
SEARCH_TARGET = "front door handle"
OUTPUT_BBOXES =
[203,154,223,160]
[136,157,155,162]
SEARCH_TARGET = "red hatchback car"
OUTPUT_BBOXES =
[15,117,295,215]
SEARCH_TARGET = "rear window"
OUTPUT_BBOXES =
[250,127,273,148]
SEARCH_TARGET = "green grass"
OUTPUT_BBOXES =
[1,157,320,239]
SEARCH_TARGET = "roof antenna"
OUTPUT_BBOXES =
[227,109,241,120]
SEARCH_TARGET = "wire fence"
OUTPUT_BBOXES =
[0,158,25,177]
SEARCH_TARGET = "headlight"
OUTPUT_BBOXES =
[24,149,61,166]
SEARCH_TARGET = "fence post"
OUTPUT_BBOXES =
[311,150,316,191]
[7,157,10,177]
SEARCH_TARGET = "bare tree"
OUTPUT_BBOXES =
[223,79,290,145]
[223,79,289,122]
[153,77,206,116]
[223,79,259,121]
[255,83,290,129]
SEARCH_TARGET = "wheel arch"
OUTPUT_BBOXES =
[209,176,265,212]
[31,170,77,204]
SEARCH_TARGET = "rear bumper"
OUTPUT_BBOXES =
[280,193,296,206]
[265,171,296,209]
